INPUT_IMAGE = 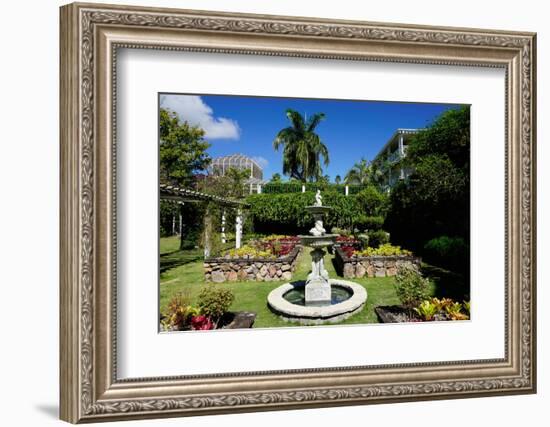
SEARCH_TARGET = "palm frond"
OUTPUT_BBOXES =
[306,112,326,132]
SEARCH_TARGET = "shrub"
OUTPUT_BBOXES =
[394,265,430,312]
[355,186,388,217]
[197,286,235,327]
[423,235,468,273]
[354,243,412,257]
[366,229,390,248]
[361,216,385,231]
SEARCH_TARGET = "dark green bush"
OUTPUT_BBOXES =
[424,235,468,273]
[360,216,384,231]
[355,186,388,217]
[367,229,390,248]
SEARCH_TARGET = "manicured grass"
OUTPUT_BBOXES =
[159,236,441,328]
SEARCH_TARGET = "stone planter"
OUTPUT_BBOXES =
[334,246,421,278]
[374,306,420,323]
[204,246,302,282]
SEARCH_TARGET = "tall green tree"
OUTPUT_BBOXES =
[159,108,212,186]
[159,108,212,249]
[273,109,329,182]
[385,106,470,274]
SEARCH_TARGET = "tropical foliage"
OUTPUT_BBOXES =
[273,109,329,182]
[345,158,371,185]
[414,297,470,321]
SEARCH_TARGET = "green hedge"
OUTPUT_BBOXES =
[246,189,387,234]
[262,182,369,195]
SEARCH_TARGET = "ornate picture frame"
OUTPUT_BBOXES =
[60,2,536,423]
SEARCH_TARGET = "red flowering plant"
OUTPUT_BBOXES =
[190,315,214,330]
[249,235,300,258]
[335,235,362,258]
[340,246,356,258]
[336,235,359,244]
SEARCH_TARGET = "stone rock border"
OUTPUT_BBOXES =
[267,279,367,325]
[334,246,421,279]
[204,246,302,282]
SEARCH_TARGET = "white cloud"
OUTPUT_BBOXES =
[252,156,269,169]
[160,94,240,140]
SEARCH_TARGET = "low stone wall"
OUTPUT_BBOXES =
[204,246,302,283]
[334,247,421,279]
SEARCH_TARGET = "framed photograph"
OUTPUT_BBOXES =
[60,2,536,423]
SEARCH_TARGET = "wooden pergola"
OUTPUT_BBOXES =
[160,184,250,255]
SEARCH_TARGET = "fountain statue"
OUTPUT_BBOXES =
[267,191,367,324]
[300,190,337,305]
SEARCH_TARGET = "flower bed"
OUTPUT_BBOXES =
[334,245,420,278]
[160,287,257,331]
[254,235,301,257]
[375,298,470,323]
[204,245,302,282]
[331,235,362,254]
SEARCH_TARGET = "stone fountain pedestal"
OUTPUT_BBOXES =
[299,233,338,305]
[297,204,337,306]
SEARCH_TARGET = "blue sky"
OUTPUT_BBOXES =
[160,93,464,181]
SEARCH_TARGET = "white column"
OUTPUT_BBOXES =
[301,184,306,193]
[221,210,226,244]
[257,184,262,194]
[399,134,405,180]
[398,134,404,157]
[235,209,243,249]
[204,213,211,258]
[172,214,176,235]
[345,185,349,196]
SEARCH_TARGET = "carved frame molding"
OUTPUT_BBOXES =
[60,2,536,423]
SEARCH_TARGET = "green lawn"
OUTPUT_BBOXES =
[159,236,444,328]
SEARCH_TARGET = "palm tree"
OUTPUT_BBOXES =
[273,109,329,182]
[335,175,342,185]
[344,158,371,185]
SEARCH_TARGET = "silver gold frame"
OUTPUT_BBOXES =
[60,2,537,423]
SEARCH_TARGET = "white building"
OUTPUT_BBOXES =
[373,128,421,190]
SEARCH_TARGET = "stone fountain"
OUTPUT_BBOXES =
[267,190,367,324]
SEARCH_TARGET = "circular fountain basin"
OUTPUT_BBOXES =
[284,285,353,306]
[304,205,333,214]
[298,233,338,248]
[267,280,367,325]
